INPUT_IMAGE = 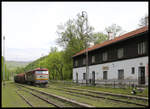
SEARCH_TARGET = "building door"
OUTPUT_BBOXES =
[118,69,124,86]
[103,71,107,80]
[92,71,95,85]
[118,69,124,80]
[138,67,145,85]
[76,73,78,83]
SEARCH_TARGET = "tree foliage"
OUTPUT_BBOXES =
[13,47,65,80]
[46,49,64,80]
[92,32,108,45]
[105,24,125,38]
[56,13,95,79]
[57,13,94,50]
[138,14,148,27]
[2,56,11,81]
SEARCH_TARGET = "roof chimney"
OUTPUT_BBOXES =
[108,32,113,40]
[89,42,94,47]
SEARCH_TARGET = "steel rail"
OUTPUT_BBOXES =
[21,88,61,107]
[16,83,94,107]
[63,87,148,101]
[48,86,148,107]
[16,84,59,107]
[16,84,62,107]
[16,90,33,107]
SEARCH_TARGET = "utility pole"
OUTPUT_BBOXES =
[81,11,89,85]
[3,36,5,86]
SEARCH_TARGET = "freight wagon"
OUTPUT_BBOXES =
[14,73,26,83]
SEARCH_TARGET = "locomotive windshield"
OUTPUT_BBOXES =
[35,70,49,81]
[35,71,48,74]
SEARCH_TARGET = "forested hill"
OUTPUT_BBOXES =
[2,57,31,80]
[6,61,31,70]
[15,49,74,80]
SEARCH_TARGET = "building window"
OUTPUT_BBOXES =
[117,48,124,59]
[132,67,135,74]
[138,41,146,55]
[75,60,78,67]
[118,69,124,80]
[83,73,86,80]
[92,55,95,63]
[83,58,86,65]
[102,52,108,61]
[103,71,107,80]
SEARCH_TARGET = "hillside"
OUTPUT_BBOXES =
[6,61,31,70]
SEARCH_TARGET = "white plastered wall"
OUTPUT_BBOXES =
[73,56,148,85]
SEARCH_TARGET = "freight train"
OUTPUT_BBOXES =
[14,68,49,86]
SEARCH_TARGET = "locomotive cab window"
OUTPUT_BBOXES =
[36,71,48,74]
[35,70,49,80]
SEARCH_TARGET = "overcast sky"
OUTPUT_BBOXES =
[2,2,148,62]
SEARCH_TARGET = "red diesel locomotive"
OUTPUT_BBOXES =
[14,68,49,86]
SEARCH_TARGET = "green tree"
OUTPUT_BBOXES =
[57,13,94,50]
[45,48,64,80]
[56,13,94,79]
[138,14,148,27]
[92,32,108,45]
[1,56,4,80]
[105,24,125,38]
[2,56,11,81]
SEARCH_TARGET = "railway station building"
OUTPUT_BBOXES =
[72,26,148,86]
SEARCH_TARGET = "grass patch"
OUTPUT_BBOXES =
[2,81,29,107]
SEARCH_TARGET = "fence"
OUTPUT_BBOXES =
[49,79,147,89]
[72,79,147,88]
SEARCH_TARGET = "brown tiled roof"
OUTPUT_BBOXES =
[72,26,148,57]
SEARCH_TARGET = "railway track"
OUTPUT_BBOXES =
[16,86,55,107]
[48,82,148,101]
[47,85,148,107]
[16,90,33,107]
[15,83,94,107]
[63,87,148,101]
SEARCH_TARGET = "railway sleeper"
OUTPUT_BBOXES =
[23,89,61,107]
[63,87,148,101]
[16,90,33,107]
[17,84,94,107]
[49,87,147,107]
